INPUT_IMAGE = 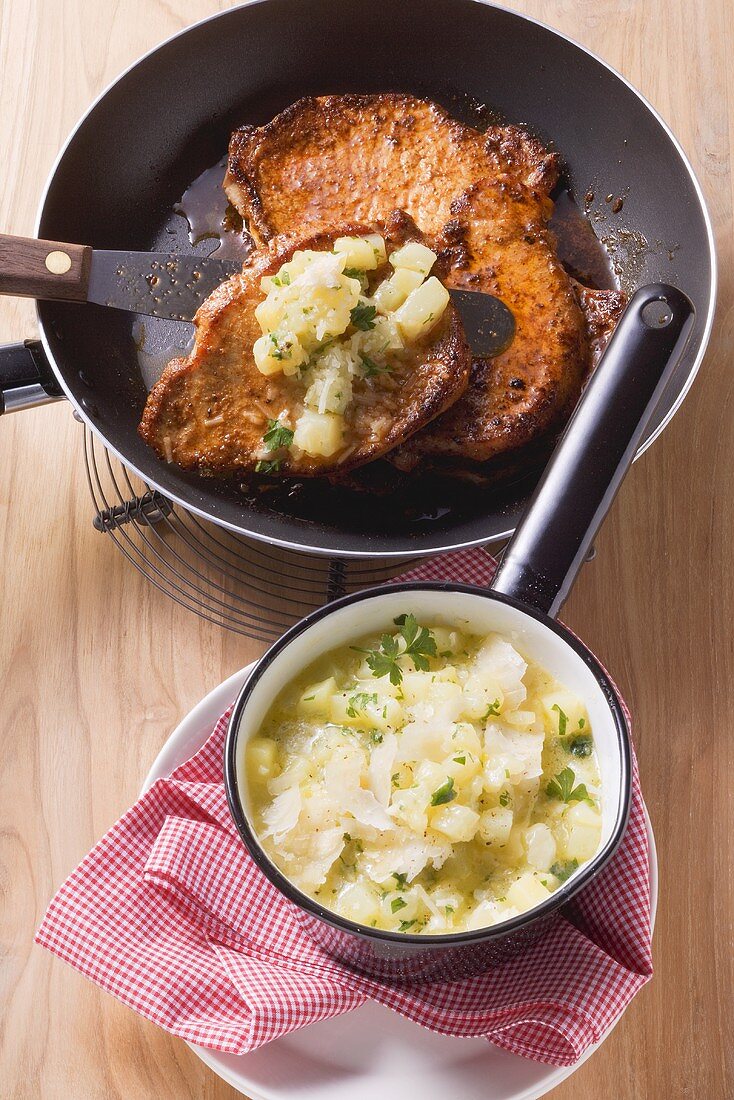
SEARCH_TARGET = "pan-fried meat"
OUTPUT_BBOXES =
[138,222,471,478]
[224,93,560,246]
[224,93,622,474]
[391,179,591,470]
[574,284,626,364]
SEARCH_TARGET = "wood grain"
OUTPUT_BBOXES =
[0,234,91,301]
[0,1,732,1098]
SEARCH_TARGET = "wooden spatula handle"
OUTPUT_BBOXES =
[0,233,92,301]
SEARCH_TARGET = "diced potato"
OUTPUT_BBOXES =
[506,873,552,911]
[392,785,429,833]
[430,803,480,843]
[292,410,344,457]
[557,802,602,861]
[393,277,450,341]
[389,241,437,277]
[504,709,538,731]
[333,234,384,270]
[254,331,308,377]
[372,267,424,313]
[381,889,421,923]
[461,675,504,721]
[523,823,557,871]
[246,737,279,783]
[337,881,381,925]
[540,689,588,736]
[255,294,285,333]
[445,750,482,784]
[400,670,434,704]
[298,677,337,715]
[478,806,514,846]
[465,899,503,931]
[431,627,463,655]
[330,691,403,732]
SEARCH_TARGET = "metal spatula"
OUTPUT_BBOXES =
[0,234,515,357]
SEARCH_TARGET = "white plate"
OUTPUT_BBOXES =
[143,665,658,1100]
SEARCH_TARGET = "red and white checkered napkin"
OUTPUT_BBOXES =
[36,549,652,1067]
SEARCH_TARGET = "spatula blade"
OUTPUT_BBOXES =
[86,250,242,321]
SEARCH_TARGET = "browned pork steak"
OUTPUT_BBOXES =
[224,93,623,472]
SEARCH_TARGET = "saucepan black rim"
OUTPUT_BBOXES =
[224,582,633,948]
[29,0,717,559]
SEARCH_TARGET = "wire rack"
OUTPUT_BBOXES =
[82,425,433,642]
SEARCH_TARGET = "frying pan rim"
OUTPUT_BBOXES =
[32,0,717,559]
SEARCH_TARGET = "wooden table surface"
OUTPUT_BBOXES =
[1,1,731,1097]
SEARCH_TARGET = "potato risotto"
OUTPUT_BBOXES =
[245,616,602,934]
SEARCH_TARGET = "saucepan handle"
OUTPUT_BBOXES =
[0,233,92,302]
[491,283,695,617]
[0,340,64,414]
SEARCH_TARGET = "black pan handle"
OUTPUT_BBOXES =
[491,283,695,617]
[0,340,64,414]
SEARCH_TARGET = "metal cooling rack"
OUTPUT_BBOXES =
[82,426,424,642]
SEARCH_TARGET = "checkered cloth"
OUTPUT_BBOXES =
[36,548,652,1066]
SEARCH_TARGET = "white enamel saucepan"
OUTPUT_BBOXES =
[224,284,693,980]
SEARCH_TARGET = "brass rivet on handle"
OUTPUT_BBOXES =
[45,250,72,275]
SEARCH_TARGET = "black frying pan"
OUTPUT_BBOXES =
[0,0,715,557]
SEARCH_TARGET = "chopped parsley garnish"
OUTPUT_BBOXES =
[499,790,511,807]
[565,733,593,758]
[546,767,590,804]
[393,872,409,888]
[361,353,393,378]
[453,754,466,765]
[391,772,400,786]
[430,776,456,807]
[444,905,455,915]
[352,614,437,686]
[370,730,384,744]
[343,267,363,279]
[302,694,315,702]
[391,897,407,914]
[551,703,569,736]
[262,418,294,451]
[268,332,294,360]
[398,919,416,932]
[346,691,378,718]
[481,698,502,719]
[271,271,291,287]
[255,458,281,474]
[350,302,377,330]
[550,859,579,882]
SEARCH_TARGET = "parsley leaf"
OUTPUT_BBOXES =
[398,919,416,932]
[551,703,569,736]
[453,754,466,765]
[546,767,590,804]
[346,691,378,718]
[350,302,377,330]
[565,733,593,758]
[430,777,456,807]
[263,418,294,451]
[393,872,408,888]
[353,615,437,686]
[343,267,364,279]
[481,698,502,719]
[550,859,579,882]
[361,353,393,378]
[255,458,281,474]
[370,730,384,744]
[499,790,511,807]
[391,897,407,914]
